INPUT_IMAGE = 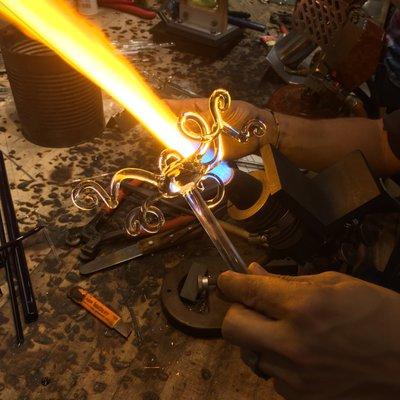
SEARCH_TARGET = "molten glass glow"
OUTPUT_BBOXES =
[0,0,195,157]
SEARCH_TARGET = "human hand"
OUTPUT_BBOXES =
[165,98,274,160]
[218,263,400,399]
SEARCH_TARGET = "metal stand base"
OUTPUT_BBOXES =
[151,21,243,58]
[161,263,230,337]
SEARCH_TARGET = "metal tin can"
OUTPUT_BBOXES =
[0,27,104,147]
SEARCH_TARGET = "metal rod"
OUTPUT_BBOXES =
[182,187,248,274]
[2,152,35,181]
[0,208,24,345]
[0,225,44,253]
[0,151,38,323]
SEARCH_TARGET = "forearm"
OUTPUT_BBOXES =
[166,97,400,176]
[258,111,400,176]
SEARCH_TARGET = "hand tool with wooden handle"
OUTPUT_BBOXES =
[79,221,201,275]
[68,286,132,338]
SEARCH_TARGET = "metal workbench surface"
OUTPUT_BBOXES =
[0,2,288,399]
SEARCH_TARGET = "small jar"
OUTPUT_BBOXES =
[76,0,99,16]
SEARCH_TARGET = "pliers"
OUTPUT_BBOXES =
[98,0,157,20]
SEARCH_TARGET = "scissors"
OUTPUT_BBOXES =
[98,0,157,19]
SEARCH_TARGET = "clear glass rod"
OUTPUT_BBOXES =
[182,187,248,274]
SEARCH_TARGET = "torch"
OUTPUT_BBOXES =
[0,1,267,274]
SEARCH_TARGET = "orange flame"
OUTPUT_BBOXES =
[0,0,195,157]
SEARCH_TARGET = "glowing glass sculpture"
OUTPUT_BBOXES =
[72,89,266,273]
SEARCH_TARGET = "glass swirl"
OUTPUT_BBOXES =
[71,89,267,236]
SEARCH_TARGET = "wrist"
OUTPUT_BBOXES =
[257,107,280,149]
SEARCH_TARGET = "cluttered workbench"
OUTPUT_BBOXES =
[0,1,292,399]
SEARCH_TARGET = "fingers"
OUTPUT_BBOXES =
[240,348,300,385]
[308,270,347,285]
[248,264,344,286]
[164,98,210,118]
[274,378,301,400]
[218,270,304,318]
[240,349,270,380]
[240,349,259,370]
[258,353,304,389]
[220,134,259,160]
[222,303,283,353]
[247,262,304,280]
[248,262,268,275]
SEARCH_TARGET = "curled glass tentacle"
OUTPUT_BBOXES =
[72,179,117,210]
[110,168,161,196]
[222,123,249,143]
[241,119,268,140]
[158,149,186,182]
[178,112,211,142]
[125,207,142,236]
[158,149,182,173]
[179,89,231,145]
[222,119,267,143]
[125,195,165,236]
[209,89,231,136]
[197,173,225,208]
[72,168,162,212]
